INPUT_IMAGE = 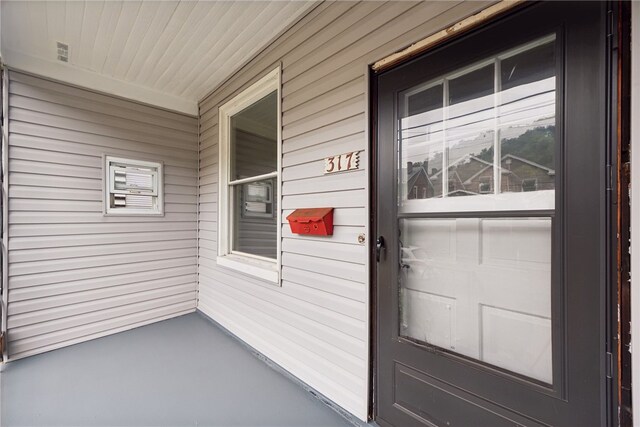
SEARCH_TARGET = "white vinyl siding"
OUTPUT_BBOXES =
[197,1,492,420]
[6,71,199,360]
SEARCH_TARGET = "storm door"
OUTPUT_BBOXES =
[374,3,611,426]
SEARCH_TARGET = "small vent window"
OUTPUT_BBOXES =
[105,156,163,215]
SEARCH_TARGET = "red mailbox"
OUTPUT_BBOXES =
[286,208,334,236]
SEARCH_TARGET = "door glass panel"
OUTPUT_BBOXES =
[398,35,556,213]
[397,35,556,385]
[399,217,552,383]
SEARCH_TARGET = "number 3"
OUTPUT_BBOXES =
[326,156,335,172]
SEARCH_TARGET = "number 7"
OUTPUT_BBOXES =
[345,152,354,169]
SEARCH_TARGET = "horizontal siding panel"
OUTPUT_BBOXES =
[282,253,365,283]
[9,107,196,148]
[10,257,196,289]
[200,125,218,145]
[282,114,364,154]
[10,172,101,191]
[200,144,217,161]
[10,145,101,168]
[7,275,193,317]
[10,121,197,165]
[11,186,101,201]
[282,238,365,265]
[8,301,196,357]
[198,248,217,262]
[10,199,103,212]
[282,61,363,113]
[10,134,197,169]
[198,298,363,416]
[281,76,363,121]
[9,266,196,303]
[10,159,101,180]
[9,309,195,361]
[9,94,196,144]
[8,283,197,330]
[7,72,198,360]
[282,189,366,209]
[10,239,196,263]
[10,247,197,276]
[10,230,196,250]
[9,296,196,343]
[199,172,217,186]
[10,71,195,125]
[9,81,196,133]
[281,95,364,140]
[279,281,366,321]
[283,169,366,193]
[200,288,366,389]
[9,212,197,224]
[9,222,196,238]
[198,270,366,358]
[199,183,218,195]
[281,266,364,303]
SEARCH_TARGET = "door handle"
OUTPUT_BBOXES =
[376,236,385,262]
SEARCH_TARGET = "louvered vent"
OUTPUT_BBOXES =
[56,42,69,62]
[105,157,163,215]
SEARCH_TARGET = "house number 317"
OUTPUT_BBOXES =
[324,151,360,174]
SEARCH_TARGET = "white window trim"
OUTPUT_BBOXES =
[103,155,164,216]
[217,66,282,284]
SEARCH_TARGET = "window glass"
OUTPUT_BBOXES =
[230,91,278,181]
[233,178,278,259]
[228,90,278,259]
[399,36,556,211]
[399,217,552,383]
[396,35,556,384]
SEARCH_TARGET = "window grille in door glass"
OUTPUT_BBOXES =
[396,35,556,384]
[398,35,556,213]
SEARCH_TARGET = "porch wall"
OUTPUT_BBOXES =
[197,1,491,420]
[5,71,199,360]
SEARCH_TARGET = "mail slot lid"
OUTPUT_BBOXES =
[286,208,334,236]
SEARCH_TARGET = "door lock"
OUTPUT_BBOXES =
[376,236,385,262]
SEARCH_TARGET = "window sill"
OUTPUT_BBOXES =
[216,254,280,284]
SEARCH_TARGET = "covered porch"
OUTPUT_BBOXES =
[0,312,353,426]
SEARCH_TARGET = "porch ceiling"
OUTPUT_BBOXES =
[0,1,317,115]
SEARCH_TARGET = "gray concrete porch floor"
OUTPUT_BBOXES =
[0,312,354,427]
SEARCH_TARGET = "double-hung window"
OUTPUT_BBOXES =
[217,67,281,283]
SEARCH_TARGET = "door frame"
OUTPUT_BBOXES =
[367,2,630,425]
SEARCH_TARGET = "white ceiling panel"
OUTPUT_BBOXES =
[0,1,317,115]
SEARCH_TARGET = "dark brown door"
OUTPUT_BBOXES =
[374,3,612,426]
